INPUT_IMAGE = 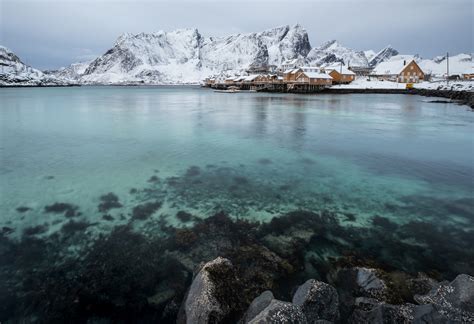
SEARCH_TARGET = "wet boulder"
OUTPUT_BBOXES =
[180,257,243,324]
[414,274,474,322]
[241,290,274,323]
[348,297,416,323]
[292,279,339,323]
[248,299,308,324]
[334,267,388,320]
[337,267,388,301]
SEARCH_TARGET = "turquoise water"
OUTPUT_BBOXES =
[1,86,473,320]
[1,87,472,234]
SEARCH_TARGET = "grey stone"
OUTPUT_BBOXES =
[414,274,474,323]
[181,257,241,324]
[292,279,339,323]
[349,297,416,324]
[249,299,308,324]
[242,290,274,323]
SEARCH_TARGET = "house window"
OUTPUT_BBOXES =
[410,66,414,70]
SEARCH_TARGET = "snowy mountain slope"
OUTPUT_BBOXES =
[306,40,369,67]
[364,50,376,61]
[368,45,399,67]
[418,53,472,77]
[45,61,92,81]
[80,24,311,84]
[0,46,71,86]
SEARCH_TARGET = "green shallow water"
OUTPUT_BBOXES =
[0,85,473,255]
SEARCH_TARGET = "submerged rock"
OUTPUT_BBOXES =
[180,257,243,324]
[241,290,274,323]
[292,279,339,323]
[248,299,307,324]
[98,192,122,212]
[131,201,161,220]
[44,202,79,217]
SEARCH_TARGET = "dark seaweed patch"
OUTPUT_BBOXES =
[2,227,14,235]
[185,166,201,177]
[132,201,162,220]
[16,206,31,213]
[45,175,55,180]
[98,192,122,212]
[258,158,272,165]
[344,213,356,222]
[233,176,249,185]
[102,214,114,221]
[148,175,160,183]
[23,224,48,236]
[372,216,398,231]
[176,211,192,222]
[129,188,138,194]
[44,203,79,218]
[61,220,93,235]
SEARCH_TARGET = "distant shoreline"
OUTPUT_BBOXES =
[1,84,472,108]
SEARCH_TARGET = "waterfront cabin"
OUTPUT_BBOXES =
[225,77,236,85]
[294,71,332,86]
[323,65,356,84]
[283,68,301,82]
[371,59,425,83]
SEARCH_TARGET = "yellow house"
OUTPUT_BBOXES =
[294,70,333,86]
[372,59,425,83]
[324,65,356,84]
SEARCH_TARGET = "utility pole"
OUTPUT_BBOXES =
[446,52,449,85]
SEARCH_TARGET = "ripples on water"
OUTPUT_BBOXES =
[0,86,473,321]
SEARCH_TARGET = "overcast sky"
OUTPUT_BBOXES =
[1,0,472,69]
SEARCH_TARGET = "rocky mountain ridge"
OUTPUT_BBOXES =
[1,25,472,85]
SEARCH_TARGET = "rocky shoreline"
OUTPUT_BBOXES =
[180,257,474,323]
[1,209,473,323]
[324,88,474,109]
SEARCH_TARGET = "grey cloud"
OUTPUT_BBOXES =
[0,0,472,69]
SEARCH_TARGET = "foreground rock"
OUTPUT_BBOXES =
[292,279,339,322]
[241,291,274,323]
[248,299,307,324]
[179,257,243,324]
[414,274,474,323]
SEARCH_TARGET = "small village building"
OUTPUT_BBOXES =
[225,77,236,85]
[279,58,305,73]
[283,68,301,82]
[462,67,474,80]
[294,70,332,86]
[323,65,356,84]
[243,75,259,84]
[371,59,425,83]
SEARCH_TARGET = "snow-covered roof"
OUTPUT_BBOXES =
[243,75,259,81]
[324,65,356,75]
[300,71,333,79]
[372,60,411,75]
[283,68,300,74]
[300,66,322,73]
[225,77,235,81]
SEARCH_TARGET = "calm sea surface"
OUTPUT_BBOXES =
[1,85,473,270]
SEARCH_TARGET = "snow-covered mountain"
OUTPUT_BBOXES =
[418,53,472,77]
[306,40,369,68]
[1,25,471,85]
[80,24,311,84]
[45,61,92,82]
[0,46,72,86]
[368,45,399,67]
